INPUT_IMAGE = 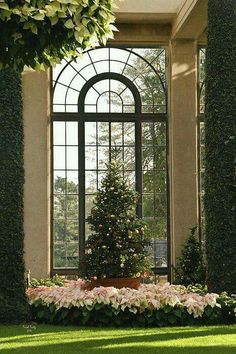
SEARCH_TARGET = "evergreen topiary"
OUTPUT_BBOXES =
[79,160,151,280]
[205,0,236,294]
[0,69,29,322]
[174,227,206,286]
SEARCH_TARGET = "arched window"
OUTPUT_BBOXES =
[52,47,169,279]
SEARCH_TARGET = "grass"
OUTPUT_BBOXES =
[0,325,235,354]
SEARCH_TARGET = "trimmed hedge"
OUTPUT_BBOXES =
[0,69,29,322]
[205,0,236,293]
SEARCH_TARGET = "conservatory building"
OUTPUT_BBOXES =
[23,0,207,280]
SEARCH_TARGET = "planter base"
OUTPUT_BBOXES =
[88,277,141,290]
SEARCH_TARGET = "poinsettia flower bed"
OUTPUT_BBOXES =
[27,280,236,326]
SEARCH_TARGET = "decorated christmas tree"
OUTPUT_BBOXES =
[80,160,151,280]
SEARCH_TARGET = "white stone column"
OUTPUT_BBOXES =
[169,39,198,270]
[22,70,51,278]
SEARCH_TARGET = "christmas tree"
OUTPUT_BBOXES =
[80,160,151,280]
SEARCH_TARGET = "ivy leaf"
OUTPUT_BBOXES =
[64,19,74,28]
[32,13,45,21]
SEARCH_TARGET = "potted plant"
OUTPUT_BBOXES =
[79,160,151,289]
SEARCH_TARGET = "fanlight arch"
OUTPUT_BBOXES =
[53,47,167,114]
[78,72,141,114]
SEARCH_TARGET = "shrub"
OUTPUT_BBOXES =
[29,275,66,288]
[174,227,206,286]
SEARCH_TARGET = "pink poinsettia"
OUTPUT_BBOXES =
[27,280,221,319]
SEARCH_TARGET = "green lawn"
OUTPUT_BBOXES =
[0,325,235,354]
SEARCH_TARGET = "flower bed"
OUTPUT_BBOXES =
[27,280,236,327]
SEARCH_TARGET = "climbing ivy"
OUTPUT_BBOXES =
[205,0,236,294]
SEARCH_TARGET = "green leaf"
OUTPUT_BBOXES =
[64,19,74,29]
[0,3,9,10]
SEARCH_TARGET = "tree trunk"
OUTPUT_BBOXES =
[0,69,29,322]
[205,0,236,294]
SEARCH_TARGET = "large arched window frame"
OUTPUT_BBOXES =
[52,47,169,279]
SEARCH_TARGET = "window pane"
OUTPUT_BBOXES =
[85,147,97,169]
[124,122,135,145]
[54,146,65,169]
[66,171,78,194]
[85,122,97,145]
[67,147,78,170]
[86,171,97,193]
[53,122,65,145]
[98,122,109,145]
[54,171,66,194]
[111,122,122,145]
[66,122,78,145]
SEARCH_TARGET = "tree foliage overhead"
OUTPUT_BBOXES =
[0,0,116,70]
[79,160,151,279]
[205,0,236,294]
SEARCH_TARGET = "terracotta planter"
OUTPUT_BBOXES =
[88,277,141,290]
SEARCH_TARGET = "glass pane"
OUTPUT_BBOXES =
[67,147,78,170]
[111,122,122,145]
[66,171,78,194]
[124,147,135,170]
[110,92,122,113]
[54,243,66,268]
[143,195,154,217]
[54,171,66,194]
[86,171,97,193]
[98,146,109,169]
[154,147,166,170]
[154,194,167,218]
[66,242,78,267]
[54,194,66,219]
[98,122,109,145]
[98,171,106,188]
[85,195,95,218]
[85,147,97,169]
[120,88,134,105]
[97,92,109,112]
[53,122,65,145]
[54,220,66,241]
[85,105,96,113]
[124,122,135,145]
[66,122,78,145]
[66,195,78,219]
[85,122,97,145]
[66,220,79,241]
[124,171,135,189]
[85,88,99,105]
[155,171,167,193]
[142,146,155,170]
[54,146,65,169]
[143,171,154,193]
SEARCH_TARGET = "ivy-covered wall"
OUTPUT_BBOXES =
[205,0,236,294]
[0,69,29,322]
